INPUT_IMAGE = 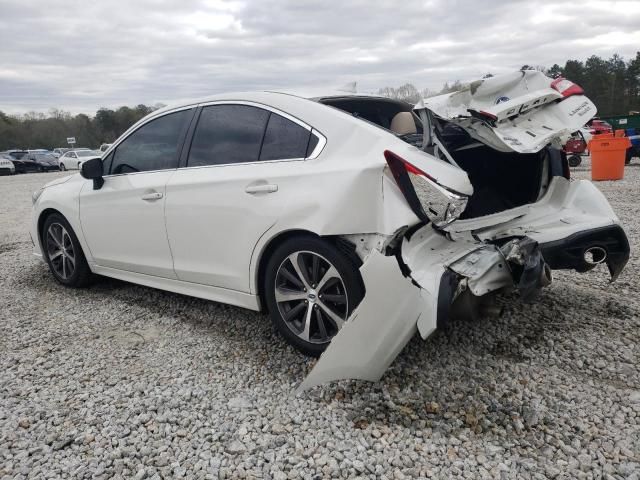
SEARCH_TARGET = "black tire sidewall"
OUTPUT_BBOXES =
[42,213,92,287]
[264,236,364,357]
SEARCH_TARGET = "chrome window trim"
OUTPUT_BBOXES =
[307,129,326,160]
[174,157,306,173]
[192,100,327,162]
[101,100,328,177]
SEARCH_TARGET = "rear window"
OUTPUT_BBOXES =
[260,113,311,161]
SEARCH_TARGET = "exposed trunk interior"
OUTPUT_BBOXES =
[319,96,549,221]
[451,146,546,219]
[438,123,547,219]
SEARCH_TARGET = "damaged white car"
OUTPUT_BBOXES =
[31,71,629,391]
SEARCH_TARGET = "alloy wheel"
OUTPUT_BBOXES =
[46,223,76,280]
[274,251,349,344]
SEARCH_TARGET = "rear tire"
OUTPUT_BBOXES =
[568,154,582,167]
[42,213,92,287]
[264,236,364,357]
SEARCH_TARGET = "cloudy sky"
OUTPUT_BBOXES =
[1,0,639,114]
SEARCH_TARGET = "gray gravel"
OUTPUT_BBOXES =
[1,161,639,479]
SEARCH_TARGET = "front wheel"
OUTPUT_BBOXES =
[42,213,92,287]
[264,236,364,357]
[59,163,66,171]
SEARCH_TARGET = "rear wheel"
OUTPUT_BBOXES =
[568,154,582,167]
[42,213,92,287]
[264,236,364,357]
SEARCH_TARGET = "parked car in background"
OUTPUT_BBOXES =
[53,148,70,158]
[23,152,60,172]
[2,150,28,160]
[58,149,101,170]
[8,155,41,173]
[99,143,112,152]
[0,154,16,175]
[31,71,629,390]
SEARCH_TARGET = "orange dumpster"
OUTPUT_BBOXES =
[588,137,631,181]
[615,129,625,137]
[593,132,614,139]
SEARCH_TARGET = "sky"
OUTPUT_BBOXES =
[1,0,639,115]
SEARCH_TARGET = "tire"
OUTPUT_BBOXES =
[264,236,364,357]
[59,163,66,171]
[625,148,632,165]
[568,154,582,167]
[41,213,92,287]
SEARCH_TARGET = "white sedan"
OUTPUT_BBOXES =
[31,71,629,390]
[58,149,101,170]
[0,155,15,175]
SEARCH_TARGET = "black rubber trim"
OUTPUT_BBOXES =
[436,269,458,329]
[540,225,630,280]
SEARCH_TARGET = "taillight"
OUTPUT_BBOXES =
[550,77,584,98]
[384,150,468,227]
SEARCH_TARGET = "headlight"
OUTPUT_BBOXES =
[32,188,44,205]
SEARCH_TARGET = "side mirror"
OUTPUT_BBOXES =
[80,157,104,190]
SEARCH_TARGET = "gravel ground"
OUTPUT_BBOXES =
[0,161,639,480]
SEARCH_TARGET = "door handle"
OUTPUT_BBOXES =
[141,192,163,201]
[245,184,278,194]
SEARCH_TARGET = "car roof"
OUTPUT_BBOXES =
[151,90,394,116]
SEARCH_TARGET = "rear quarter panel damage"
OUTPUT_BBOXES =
[298,227,517,392]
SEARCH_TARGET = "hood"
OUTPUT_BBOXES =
[43,174,75,189]
[415,71,597,154]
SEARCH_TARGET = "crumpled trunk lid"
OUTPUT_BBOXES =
[415,71,597,154]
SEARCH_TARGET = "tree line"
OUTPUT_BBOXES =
[0,104,163,151]
[379,52,640,117]
[1,52,638,151]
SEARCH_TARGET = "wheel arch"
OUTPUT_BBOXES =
[254,229,364,313]
[37,208,64,245]
[255,229,319,313]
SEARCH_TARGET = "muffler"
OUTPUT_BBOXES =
[584,246,607,265]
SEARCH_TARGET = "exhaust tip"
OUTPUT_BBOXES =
[584,246,607,265]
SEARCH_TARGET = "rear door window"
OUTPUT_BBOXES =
[188,104,269,167]
[187,104,316,167]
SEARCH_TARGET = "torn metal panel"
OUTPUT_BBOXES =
[401,226,515,337]
[448,245,512,297]
[499,237,549,301]
[296,250,424,393]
